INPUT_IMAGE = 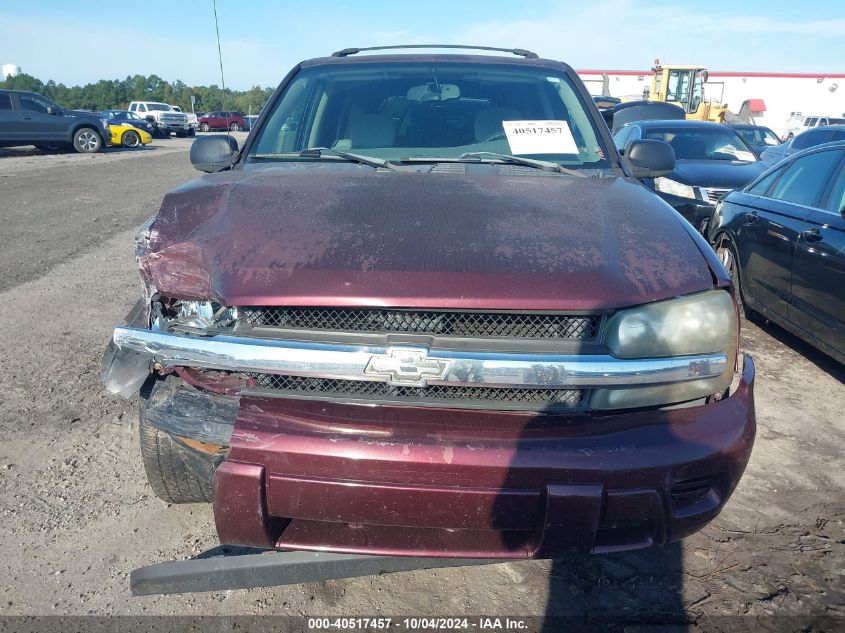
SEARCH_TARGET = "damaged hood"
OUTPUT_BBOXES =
[141,164,715,310]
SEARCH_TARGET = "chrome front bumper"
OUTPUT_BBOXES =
[111,326,728,390]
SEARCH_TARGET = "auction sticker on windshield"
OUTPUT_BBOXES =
[503,120,579,155]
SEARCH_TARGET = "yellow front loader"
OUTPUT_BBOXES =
[645,60,728,122]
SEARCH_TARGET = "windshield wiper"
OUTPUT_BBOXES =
[252,147,407,172]
[457,152,584,177]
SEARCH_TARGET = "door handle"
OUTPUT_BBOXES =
[799,228,822,243]
[743,212,758,225]
[22,116,32,120]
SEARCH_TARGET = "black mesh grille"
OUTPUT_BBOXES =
[246,373,585,409]
[238,307,600,340]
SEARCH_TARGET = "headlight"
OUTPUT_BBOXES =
[654,177,696,199]
[593,290,738,410]
[605,290,736,358]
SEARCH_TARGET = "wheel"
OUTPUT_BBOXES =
[230,122,240,131]
[157,128,170,138]
[715,235,748,318]
[200,122,210,132]
[72,127,102,153]
[121,130,141,148]
[188,128,196,137]
[139,401,213,504]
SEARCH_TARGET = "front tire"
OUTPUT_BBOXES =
[139,404,213,504]
[230,122,240,131]
[200,123,209,132]
[122,130,141,148]
[72,127,102,153]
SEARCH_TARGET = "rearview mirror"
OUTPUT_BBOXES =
[190,135,239,173]
[625,139,675,179]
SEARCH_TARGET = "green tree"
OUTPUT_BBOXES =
[1,72,274,113]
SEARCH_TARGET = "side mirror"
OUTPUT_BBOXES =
[190,134,238,173]
[625,139,675,179]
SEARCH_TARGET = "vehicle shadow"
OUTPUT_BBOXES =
[494,405,692,631]
[541,545,687,631]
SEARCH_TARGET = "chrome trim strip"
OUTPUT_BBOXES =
[113,327,728,389]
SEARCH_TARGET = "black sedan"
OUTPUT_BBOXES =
[708,141,845,364]
[614,119,767,232]
[101,110,156,136]
[727,123,781,157]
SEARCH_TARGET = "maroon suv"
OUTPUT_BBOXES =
[102,46,755,559]
[198,110,245,132]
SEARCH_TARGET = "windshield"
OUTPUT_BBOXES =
[147,103,173,111]
[645,127,756,161]
[248,61,611,169]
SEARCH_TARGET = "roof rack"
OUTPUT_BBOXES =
[331,45,539,59]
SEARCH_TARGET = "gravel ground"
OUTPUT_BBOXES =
[0,137,842,629]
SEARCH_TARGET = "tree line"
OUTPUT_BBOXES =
[0,73,274,114]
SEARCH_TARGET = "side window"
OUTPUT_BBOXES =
[129,104,136,111]
[746,167,784,196]
[19,94,51,113]
[825,158,845,214]
[791,130,821,151]
[138,104,146,112]
[769,150,844,207]
[0,92,11,110]
[806,117,818,127]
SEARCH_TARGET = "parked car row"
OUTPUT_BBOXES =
[609,101,844,366]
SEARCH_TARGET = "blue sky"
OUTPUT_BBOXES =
[1,0,843,89]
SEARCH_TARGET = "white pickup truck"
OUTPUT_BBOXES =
[171,106,198,135]
[128,101,191,137]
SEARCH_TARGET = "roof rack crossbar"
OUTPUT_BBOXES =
[331,45,539,59]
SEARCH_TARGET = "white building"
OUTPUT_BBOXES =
[577,68,845,138]
[1,63,22,80]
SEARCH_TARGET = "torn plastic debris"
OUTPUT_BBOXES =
[142,375,238,446]
[100,299,152,398]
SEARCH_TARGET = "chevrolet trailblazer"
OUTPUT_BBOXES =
[102,46,755,559]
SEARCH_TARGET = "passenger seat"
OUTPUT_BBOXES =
[349,113,396,149]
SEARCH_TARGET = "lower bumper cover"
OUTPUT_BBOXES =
[213,357,755,559]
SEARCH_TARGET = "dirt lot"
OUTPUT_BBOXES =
[0,137,842,629]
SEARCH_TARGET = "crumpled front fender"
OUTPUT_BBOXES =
[101,299,153,398]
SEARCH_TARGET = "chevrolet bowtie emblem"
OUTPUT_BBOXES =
[364,348,451,387]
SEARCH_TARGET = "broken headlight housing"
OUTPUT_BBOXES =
[152,298,238,334]
[593,290,738,409]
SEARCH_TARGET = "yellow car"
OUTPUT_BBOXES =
[107,124,152,148]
